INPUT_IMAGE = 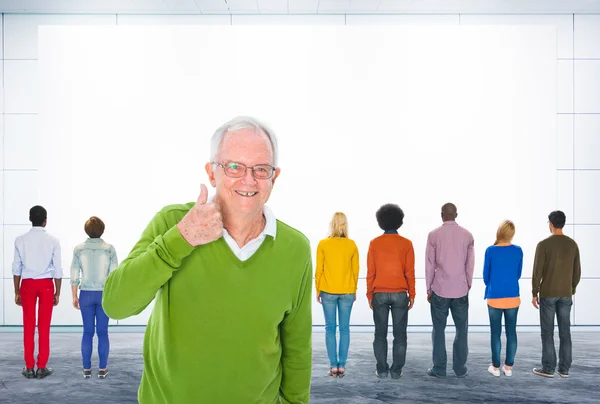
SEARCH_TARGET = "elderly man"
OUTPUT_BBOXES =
[102,117,313,403]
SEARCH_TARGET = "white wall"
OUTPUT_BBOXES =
[1,13,599,328]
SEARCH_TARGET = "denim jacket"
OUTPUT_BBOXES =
[70,238,118,291]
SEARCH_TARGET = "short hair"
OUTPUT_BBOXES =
[85,216,105,238]
[210,116,279,166]
[29,205,47,226]
[494,220,515,245]
[441,202,457,219]
[376,204,404,231]
[329,212,348,238]
[548,210,566,229]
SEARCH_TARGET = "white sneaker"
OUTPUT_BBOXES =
[488,365,500,377]
[502,365,513,377]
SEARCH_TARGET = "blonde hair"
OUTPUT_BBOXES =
[329,212,348,238]
[494,220,515,245]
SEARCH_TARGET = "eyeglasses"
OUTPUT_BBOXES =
[212,162,276,179]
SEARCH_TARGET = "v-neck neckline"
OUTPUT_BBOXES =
[217,234,274,268]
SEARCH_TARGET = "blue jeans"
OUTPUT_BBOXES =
[488,305,519,368]
[430,292,469,377]
[321,292,354,368]
[80,290,110,369]
[372,292,409,376]
[540,297,572,373]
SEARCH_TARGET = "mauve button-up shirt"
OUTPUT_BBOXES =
[426,221,475,299]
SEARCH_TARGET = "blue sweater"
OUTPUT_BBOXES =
[483,245,523,299]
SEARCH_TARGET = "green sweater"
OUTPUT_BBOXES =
[102,203,313,404]
[532,235,581,298]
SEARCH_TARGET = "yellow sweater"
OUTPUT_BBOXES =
[315,237,360,295]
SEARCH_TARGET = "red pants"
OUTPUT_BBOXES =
[20,278,55,369]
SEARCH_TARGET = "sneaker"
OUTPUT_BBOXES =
[455,369,469,378]
[36,367,53,379]
[558,370,569,378]
[532,367,554,378]
[375,370,388,379]
[22,368,35,379]
[82,369,92,379]
[427,368,445,378]
[501,365,513,377]
[98,369,108,379]
[488,365,500,377]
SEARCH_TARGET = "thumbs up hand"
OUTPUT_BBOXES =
[177,184,223,247]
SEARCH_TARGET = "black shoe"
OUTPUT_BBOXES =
[36,367,53,379]
[391,371,403,379]
[532,367,554,378]
[375,370,388,379]
[558,370,569,378]
[83,369,92,379]
[98,369,108,379]
[22,368,35,379]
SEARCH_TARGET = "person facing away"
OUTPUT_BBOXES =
[102,116,313,404]
[12,205,62,379]
[70,216,119,379]
[366,204,415,380]
[315,212,359,379]
[425,202,474,378]
[483,220,523,377]
[532,210,581,379]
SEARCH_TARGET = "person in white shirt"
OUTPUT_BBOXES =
[12,205,62,379]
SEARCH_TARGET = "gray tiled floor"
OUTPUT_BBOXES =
[0,328,599,403]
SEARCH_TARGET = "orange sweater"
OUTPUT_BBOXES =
[315,237,359,295]
[366,233,415,301]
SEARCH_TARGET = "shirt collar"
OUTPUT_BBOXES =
[207,195,277,239]
[442,221,458,226]
[30,226,46,232]
[86,238,103,243]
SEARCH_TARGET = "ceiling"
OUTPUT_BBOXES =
[1,0,600,14]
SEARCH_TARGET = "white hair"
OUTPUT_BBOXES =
[210,116,279,166]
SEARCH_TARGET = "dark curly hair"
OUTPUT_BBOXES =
[376,204,404,231]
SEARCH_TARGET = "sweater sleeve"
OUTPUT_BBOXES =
[280,257,312,404]
[405,242,416,299]
[102,211,195,320]
[531,242,545,297]
[572,244,581,294]
[352,242,360,292]
[366,242,376,302]
[517,248,523,280]
[483,247,492,286]
[315,241,324,296]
